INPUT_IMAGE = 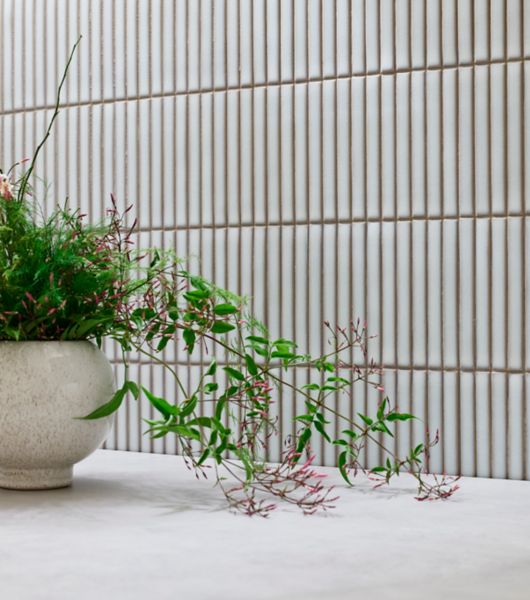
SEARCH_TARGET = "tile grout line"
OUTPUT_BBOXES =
[109,358,530,377]
[422,0,430,472]
[3,55,530,118]
[439,0,446,476]
[483,1,494,476]
[471,0,478,478]
[513,0,525,480]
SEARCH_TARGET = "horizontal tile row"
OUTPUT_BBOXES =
[2,63,530,223]
[2,0,530,112]
[105,361,530,480]
[97,218,530,372]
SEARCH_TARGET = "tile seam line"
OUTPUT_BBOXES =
[133,213,530,233]
[108,359,530,377]
[2,55,530,117]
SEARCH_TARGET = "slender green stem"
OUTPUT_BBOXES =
[132,343,188,399]
[18,37,82,202]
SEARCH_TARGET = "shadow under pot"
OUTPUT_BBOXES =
[0,341,114,490]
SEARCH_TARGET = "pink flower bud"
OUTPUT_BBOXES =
[0,174,14,199]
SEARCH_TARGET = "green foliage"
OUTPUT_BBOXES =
[0,194,136,340]
[79,380,139,420]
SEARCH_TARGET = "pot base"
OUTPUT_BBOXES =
[0,466,73,490]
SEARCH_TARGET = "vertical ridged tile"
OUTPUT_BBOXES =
[351,0,365,74]
[457,0,473,64]
[474,0,489,62]
[410,0,425,68]
[1,0,529,477]
[506,0,522,60]
[491,0,506,61]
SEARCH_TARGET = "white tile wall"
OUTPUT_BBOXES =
[1,1,529,478]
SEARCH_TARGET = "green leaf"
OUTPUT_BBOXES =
[271,351,296,360]
[198,448,210,465]
[246,335,269,345]
[180,395,198,417]
[149,249,160,268]
[208,430,218,447]
[214,439,228,461]
[211,417,230,436]
[211,321,235,334]
[387,412,417,422]
[124,380,140,400]
[223,366,246,381]
[145,321,161,342]
[244,353,259,376]
[247,345,268,358]
[357,413,374,427]
[338,451,352,485]
[371,466,386,473]
[68,317,114,338]
[206,359,217,376]
[341,429,359,440]
[234,447,254,482]
[294,414,314,424]
[314,420,331,443]
[304,400,318,414]
[157,335,171,351]
[294,428,312,458]
[315,359,335,373]
[184,289,210,301]
[187,416,212,428]
[272,339,297,352]
[377,398,388,422]
[165,425,201,441]
[315,412,330,424]
[147,427,169,440]
[213,303,239,316]
[190,275,210,291]
[78,384,128,420]
[215,398,226,421]
[327,376,350,385]
[204,382,219,394]
[302,383,321,391]
[142,387,178,419]
[413,443,424,456]
[371,422,394,437]
[162,324,177,336]
[168,308,180,321]
[332,439,348,446]
[183,328,196,353]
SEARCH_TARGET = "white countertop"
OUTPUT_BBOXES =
[1,449,529,600]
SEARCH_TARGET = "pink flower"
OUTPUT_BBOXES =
[0,174,13,199]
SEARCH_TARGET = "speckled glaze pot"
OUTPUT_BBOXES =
[0,341,114,490]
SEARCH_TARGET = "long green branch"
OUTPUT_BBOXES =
[18,37,82,202]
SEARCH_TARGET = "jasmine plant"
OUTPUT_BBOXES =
[0,41,459,516]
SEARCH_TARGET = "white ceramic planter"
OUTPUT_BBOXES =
[0,341,114,490]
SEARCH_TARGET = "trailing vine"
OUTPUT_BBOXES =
[0,40,459,516]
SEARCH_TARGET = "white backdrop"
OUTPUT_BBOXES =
[1,0,529,478]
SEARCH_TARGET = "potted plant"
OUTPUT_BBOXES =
[0,42,459,512]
